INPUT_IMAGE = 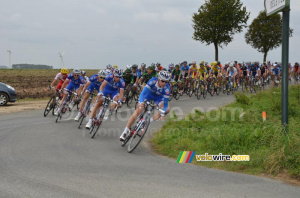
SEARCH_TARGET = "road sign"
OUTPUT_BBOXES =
[265,0,290,16]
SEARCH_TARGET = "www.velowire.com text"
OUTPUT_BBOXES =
[196,153,250,161]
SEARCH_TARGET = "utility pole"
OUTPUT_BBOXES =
[7,50,11,68]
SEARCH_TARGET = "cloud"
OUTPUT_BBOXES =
[134,12,159,23]
[162,9,189,24]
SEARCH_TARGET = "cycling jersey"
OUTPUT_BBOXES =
[272,67,281,76]
[249,66,259,77]
[180,66,190,77]
[54,73,67,89]
[227,68,237,76]
[140,77,170,112]
[260,66,267,75]
[66,73,86,91]
[155,66,163,72]
[86,74,103,93]
[189,66,198,77]
[293,65,299,72]
[171,69,182,81]
[198,67,207,78]
[240,66,248,76]
[101,74,125,99]
[141,71,157,84]
[131,70,141,82]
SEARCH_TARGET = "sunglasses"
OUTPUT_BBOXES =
[74,74,80,77]
[99,77,104,79]
[161,80,168,83]
[114,76,121,78]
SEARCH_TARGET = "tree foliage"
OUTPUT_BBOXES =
[245,11,293,62]
[12,64,53,69]
[192,0,249,61]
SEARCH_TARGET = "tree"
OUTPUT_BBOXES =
[245,11,293,62]
[192,0,249,61]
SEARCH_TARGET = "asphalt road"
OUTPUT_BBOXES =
[0,92,299,198]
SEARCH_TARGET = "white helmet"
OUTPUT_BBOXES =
[229,62,234,67]
[126,65,132,69]
[73,68,81,74]
[106,64,112,69]
[98,70,107,78]
[158,71,171,81]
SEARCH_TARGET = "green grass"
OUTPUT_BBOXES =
[152,85,300,179]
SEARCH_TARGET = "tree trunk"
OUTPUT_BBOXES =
[263,52,268,63]
[214,43,218,61]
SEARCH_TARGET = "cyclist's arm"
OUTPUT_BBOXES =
[50,79,58,88]
[61,78,70,90]
[99,80,108,93]
[82,81,91,91]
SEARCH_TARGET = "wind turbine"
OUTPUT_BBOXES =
[7,50,11,68]
[58,51,65,67]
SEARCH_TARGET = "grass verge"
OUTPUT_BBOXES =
[152,85,300,180]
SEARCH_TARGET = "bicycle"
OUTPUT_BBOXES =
[78,92,97,129]
[196,79,207,100]
[121,99,162,153]
[44,88,62,117]
[169,80,181,101]
[55,89,77,123]
[89,96,118,139]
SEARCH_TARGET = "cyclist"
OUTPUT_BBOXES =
[85,69,125,129]
[168,63,174,73]
[155,62,163,72]
[272,64,281,86]
[140,63,147,75]
[240,62,249,87]
[54,68,86,115]
[48,68,69,91]
[131,64,141,89]
[74,70,106,121]
[119,71,171,141]
[210,61,221,87]
[106,64,113,75]
[293,62,299,76]
[259,63,268,83]
[227,63,237,90]
[81,70,89,82]
[171,64,183,93]
[196,62,208,90]
[139,65,157,89]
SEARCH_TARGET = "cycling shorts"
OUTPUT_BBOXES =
[86,83,100,93]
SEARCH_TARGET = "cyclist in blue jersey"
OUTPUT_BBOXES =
[131,64,141,88]
[249,64,259,78]
[74,70,107,121]
[54,68,86,115]
[120,71,171,141]
[168,63,174,73]
[86,69,125,129]
[272,64,281,86]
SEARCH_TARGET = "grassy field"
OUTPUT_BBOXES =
[0,69,98,99]
[152,85,300,180]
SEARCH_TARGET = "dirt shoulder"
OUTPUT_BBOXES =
[0,100,48,114]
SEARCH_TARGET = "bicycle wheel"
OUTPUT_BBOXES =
[44,96,55,117]
[196,85,202,100]
[90,107,105,139]
[127,117,150,153]
[55,107,64,123]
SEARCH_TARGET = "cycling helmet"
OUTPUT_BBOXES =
[126,65,132,69]
[141,63,146,68]
[73,68,81,74]
[106,64,112,69]
[113,69,123,77]
[156,62,161,66]
[191,61,196,64]
[113,65,118,69]
[175,64,180,68]
[158,71,171,81]
[151,63,156,67]
[147,65,155,70]
[200,60,205,64]
[169,63,174,68]
[217,61,220,65]
[81,70,86,75]
[105,69,111,75]
[229,62,234,67]
[98,70,107,78]
[125,69,132,74]
[60,68,69,74]
[131,64,138,69]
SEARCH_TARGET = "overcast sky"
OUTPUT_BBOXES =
[1,0,299,69]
